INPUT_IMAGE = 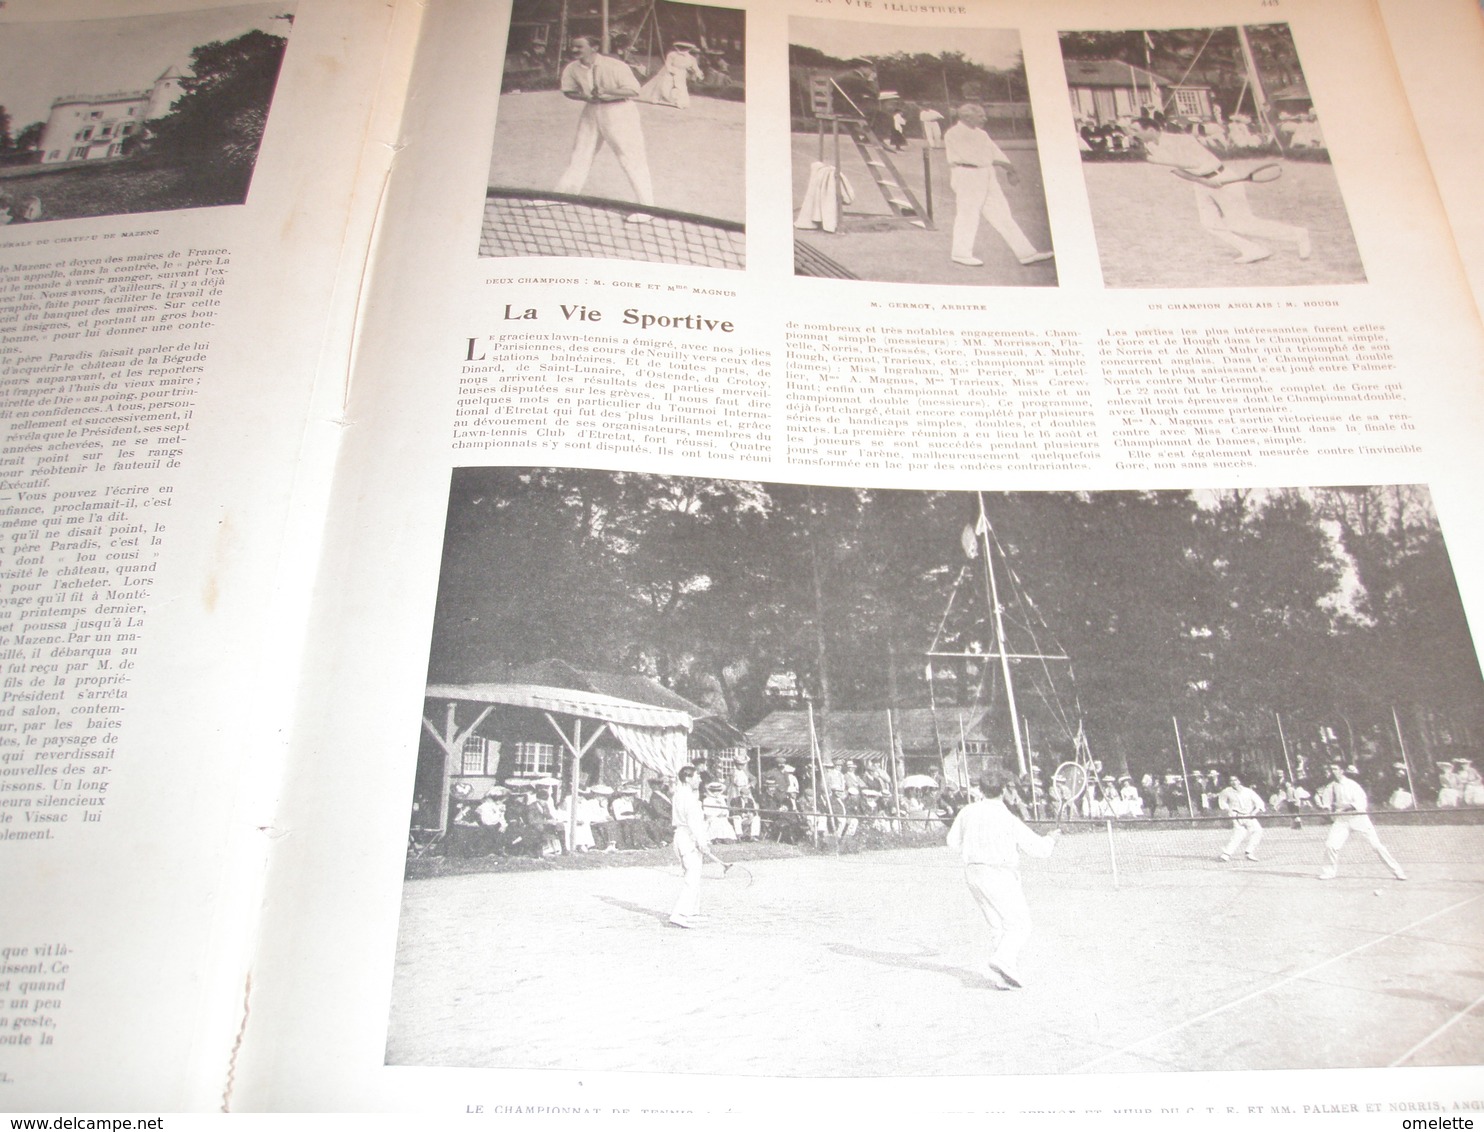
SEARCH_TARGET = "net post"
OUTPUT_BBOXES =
[922,148,933,224]
[1105,818,1120,889]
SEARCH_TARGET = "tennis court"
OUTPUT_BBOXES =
[789,133,1056,287]
[489,90,745,223]
[1081,157,1366,288]
[386,819,1484,1076]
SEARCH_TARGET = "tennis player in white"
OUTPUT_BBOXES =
[554,35,655,216]
[947,769,1060,989]
[1315,763,1407,881]
[1131,115,1310,264]
[1217,773,1266,861]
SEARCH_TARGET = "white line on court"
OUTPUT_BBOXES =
[1389,988,1484,1066]
[1071,893,1484,1073]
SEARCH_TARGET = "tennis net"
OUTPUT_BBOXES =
[481,188,745,270]
[1029,808,1484,886]
[748,806,1484,887]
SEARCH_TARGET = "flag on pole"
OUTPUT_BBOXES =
[960,523,978,559]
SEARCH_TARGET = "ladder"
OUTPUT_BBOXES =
[824,116,933,229]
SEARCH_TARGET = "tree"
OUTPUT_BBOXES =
[143,28,289,196]
[11,122,44,157]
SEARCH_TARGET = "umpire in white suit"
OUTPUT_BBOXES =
[943,103,1053,268]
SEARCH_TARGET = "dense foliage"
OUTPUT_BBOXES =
[429,472,1484,780]
[138,28,288,199]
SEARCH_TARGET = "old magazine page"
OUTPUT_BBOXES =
[261,0,1484,1120]
[1377,0,1484,312]
[0,0,417,1112]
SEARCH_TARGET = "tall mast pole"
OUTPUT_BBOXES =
[1275,711,1296,783]
[1236,25,1282,153]
[1391,706,1418,806]
[1173,716,1196,818]
[978,492,1028,777]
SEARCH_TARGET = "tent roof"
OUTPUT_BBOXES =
[1063,59,1172,89]
[510,659,747,748]
[512,659,707,715]
[426,682,692,732]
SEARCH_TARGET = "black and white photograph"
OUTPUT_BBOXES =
[790,19,1055,286]
[388,470,1484,1075]
[479,0,745,270]
[0,5,294,225]
[1060,24,1365,288]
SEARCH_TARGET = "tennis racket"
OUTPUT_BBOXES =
[705,860,754,886]
[1172,162,1282,186]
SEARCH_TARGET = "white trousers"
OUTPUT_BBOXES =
[671,827,703,919]
[964,864,1031,974]
[555,100,655,206]
[1222,817,1263,857]
[950,165,1037,261]
[1192,183,1306,255]
[1324,814,1404,877]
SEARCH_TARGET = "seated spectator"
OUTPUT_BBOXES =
[762,756,790,800]
[475,786,509,855]
[532,783,566,856]
[842,760,865,798]
[1164,775,1188,817]
[703,779,736,841]
[501,782,546,858]
[1001,778,1031,821]
[731,789,759,841]
[729,759,756,804]
[823,760,845,795]
[1138,774,1159,819]
[1285,114,1325,149]
[1119,775,1144,817]
[615,782,653,849]
[578,786,612,850]
[447,783,481,857]
[1195,119,1230,152]
[1437,761,1463,807]
[1227,115,1264,149]
[638,778,672,844]
[1458,758,1484,805]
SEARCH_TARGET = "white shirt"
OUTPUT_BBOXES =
[577,797,608,823]
[561,54,642,102]
[1317,776,1369,814]
[475,798,505,827]
[943,122,1009,168]
[1141,131,1223,177]
[1217,784,1265,818]
[672,783,709,843]
[946,797,1055,870]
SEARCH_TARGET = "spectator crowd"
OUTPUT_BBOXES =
[419,750,1483,860]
